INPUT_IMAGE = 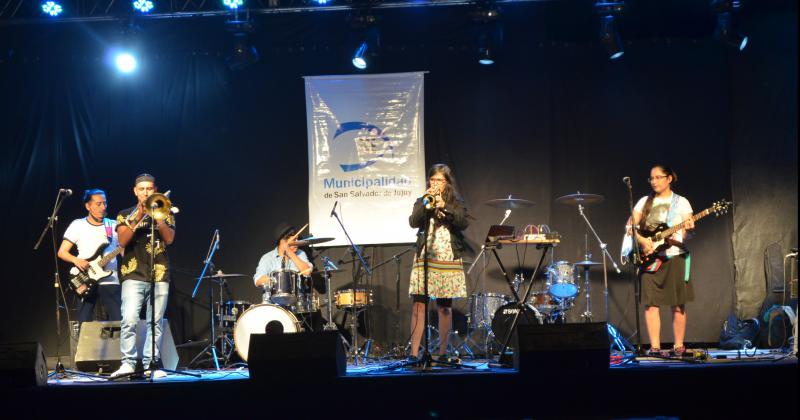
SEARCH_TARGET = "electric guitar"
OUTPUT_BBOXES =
[637,199,732,269]
[68,243,124,297]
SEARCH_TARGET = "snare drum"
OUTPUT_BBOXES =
[527,292,558,315]
[233,304,302,361]
[334,289,373,309]
[219,300,252,328]
[269,270,305,306]
[547,261,578,299]
[468,293,509,327]
[293,291,320,314]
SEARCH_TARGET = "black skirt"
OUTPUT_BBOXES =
[640,254,694,307]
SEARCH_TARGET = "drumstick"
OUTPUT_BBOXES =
[289,223,309,241]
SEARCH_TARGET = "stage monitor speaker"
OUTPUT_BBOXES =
[515,322,610,373]
[74,320,178,373]
[0,342,47,387]
[247,331,346,381]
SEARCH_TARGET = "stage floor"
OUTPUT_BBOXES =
[9,349,797,418]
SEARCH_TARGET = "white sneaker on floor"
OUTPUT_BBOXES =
[144,369,167,379]
[110,363,135,378]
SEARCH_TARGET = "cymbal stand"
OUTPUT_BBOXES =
[579,235,594,322]
[576,204,633,352]
[188,230,223,369]
[320,258,338,332]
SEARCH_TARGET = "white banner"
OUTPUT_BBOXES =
[305,72,426,246]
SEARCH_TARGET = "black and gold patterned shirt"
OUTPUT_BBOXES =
[115,205,175,282]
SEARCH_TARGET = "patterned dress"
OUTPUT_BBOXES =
[409,218,467,299]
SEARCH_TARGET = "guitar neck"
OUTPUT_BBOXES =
[97,246,124,267]
[658,207,713,239]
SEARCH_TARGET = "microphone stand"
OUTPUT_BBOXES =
[330,205,372,365]
[370,246,415,356]
[188,230,223,369]
[576,204,633,352]
[624,179,644,355]
[34,190,102,379]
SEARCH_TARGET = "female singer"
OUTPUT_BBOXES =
[408,164,469,363]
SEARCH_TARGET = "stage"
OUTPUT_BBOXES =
[7,349,797,419]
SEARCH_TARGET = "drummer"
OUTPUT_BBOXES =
[254,223,313,302]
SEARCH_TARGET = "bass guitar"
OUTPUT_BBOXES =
[637,199,731,269]
[67,243,124,297]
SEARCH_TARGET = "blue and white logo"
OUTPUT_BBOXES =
[333,122,393,172]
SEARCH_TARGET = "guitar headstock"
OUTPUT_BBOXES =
[712,199,732,216]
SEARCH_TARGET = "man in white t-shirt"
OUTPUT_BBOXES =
[57,188,122,323]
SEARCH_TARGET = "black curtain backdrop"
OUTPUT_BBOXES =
[0,1,795,359]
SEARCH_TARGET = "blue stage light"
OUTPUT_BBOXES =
[133,0,154,12]
[115,53,138,74]
[223,0,244,9]
[352,41,368,69]
[315,0,329,4]
[41,1,63,16]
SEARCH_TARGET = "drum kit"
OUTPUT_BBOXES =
[191,236,378,366]
[461,192,609,356]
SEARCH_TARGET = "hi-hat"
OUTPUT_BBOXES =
[485,195,535,209]
[310,268,345,277]
[573,260,602,266]
[555,192,604,205]
[288,237,335,247]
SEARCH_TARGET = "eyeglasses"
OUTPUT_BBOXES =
[429,177,447,184]
[647,175,668,182]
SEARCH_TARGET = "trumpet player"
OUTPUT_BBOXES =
[111,173,176,378]
[408,164,469,364]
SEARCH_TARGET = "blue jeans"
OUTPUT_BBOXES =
[120,280,169,368]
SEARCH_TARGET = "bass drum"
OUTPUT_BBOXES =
[491,302,542,349]
[233,304,302,362]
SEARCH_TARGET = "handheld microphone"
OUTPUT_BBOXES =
[622,176,631,185]
[60,188,73,196]
[330,201,338,217]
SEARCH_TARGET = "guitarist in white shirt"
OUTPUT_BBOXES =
[632,165,694,357]
[57,188,122,324]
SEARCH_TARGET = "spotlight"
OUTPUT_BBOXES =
[223,0,244,9]
[352,41,367,69]
[41,1,63,16]
[595,2,625,60]
[314,0,329,4]
[133,0,154,12]
[600,15,624,59]
[477,47,494,65]
[712,0,748,51]
[114,52,138,74]
[225,20,259,71]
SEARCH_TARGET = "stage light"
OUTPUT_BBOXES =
[352,41,368,69]
[41,1,63,16]
[223,0,244,9]
[477,47,494,65]
[115,52,138,74]
[133,0,154,13]
[713,7,748,51]
[600,14,624,59]
[595,2,625,60]
[314,0,329,4]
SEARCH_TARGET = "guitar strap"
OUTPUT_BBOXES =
[665,193,691,283]
[103,218,113,242]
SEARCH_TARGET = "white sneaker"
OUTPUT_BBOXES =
[110,363,135,378]
[144,369,167,379]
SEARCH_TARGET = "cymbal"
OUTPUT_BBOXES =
[485,195,535,209]
[196,273,247,280]
[555,192,604,205]
[573,260,602,266]
[288,236,335,247]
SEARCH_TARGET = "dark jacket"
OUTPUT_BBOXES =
[408,197,469,260]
